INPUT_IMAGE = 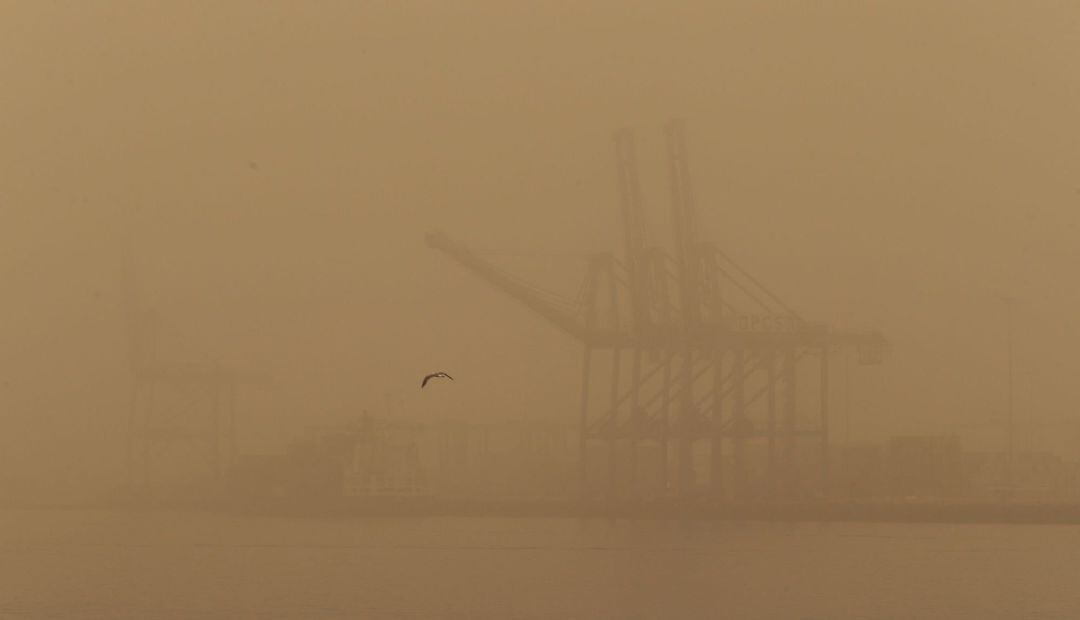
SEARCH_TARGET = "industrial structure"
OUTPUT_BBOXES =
[343,416,428,498]
[227,414,579,504]
[427,119,888,502]
[122,246,269,496]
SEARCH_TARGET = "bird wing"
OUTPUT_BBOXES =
[421,372,452,388]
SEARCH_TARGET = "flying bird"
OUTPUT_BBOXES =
[421,372,453,389]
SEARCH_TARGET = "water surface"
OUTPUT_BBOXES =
[2,509,1078,618]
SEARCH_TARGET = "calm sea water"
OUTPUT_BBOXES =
[2,509,1079,619]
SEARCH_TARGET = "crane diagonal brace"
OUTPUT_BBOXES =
[426,231,625,347]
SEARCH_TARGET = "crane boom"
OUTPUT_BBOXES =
[425,231,625,347]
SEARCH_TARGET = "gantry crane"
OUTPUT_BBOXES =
[427,119,887,502]
[122,244,270,497]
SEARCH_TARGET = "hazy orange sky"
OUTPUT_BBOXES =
[2,1,1078,497]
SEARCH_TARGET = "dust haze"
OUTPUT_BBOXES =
[7,2,1080,618]
[2,1,1079,508]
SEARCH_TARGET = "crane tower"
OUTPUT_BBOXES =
[426,120,886,502]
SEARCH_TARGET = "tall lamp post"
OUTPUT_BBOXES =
[1001,294,1015,500]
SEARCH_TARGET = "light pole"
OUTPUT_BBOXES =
[1001,294,1015,499]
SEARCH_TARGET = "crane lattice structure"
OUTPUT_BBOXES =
[122,247,269,497]
[427,120,887,501]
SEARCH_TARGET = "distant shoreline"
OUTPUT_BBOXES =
[228,498,1080,525]
[8,497,1080,525]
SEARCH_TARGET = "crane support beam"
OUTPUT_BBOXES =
[426,231,621,346]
